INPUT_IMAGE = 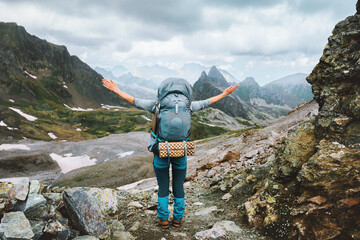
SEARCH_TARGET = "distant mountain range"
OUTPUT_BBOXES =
[98,63,238,85]
[237,73,313,108]
[193,66,313,122]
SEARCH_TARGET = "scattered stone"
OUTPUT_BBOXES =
[221,193,232,201]
[307,196,327,205]
[43,192,63,208]
[258,148,264,155]
[207,169,216,177]
[29,180,41,195]
[213,221,242,234]
[43,220,67,235]
[73,235,99,240]
[144,210,156,215]
[193,202,204,206]
[194,227,226,239]
[29,220,46,240]
[112,231,135,240]
[63,188,109,239]
[0,211,34,239]
[128,201,144,209]
[22,193,47,218]
[245,149,258,159]
[312,224,341,240]
[129,221,140,231]
[107,219,125,232]
[7,178,29,201]
[338,197,360,207]
[194,206,217,216]
[170,231,187,238]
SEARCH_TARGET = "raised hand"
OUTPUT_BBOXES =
[209,85,239,104]
[102,78,134,104]
[223,85,239,96]
[102,79,118,92]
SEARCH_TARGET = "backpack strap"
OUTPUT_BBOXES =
[151,102,160,134]
[165,141,171,166]
[183,141,187,159]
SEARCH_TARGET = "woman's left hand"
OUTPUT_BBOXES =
[223,85,239,95]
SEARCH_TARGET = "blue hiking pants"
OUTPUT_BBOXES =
[153,155,186,221]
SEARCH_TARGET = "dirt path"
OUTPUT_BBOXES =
[116,180,270,240]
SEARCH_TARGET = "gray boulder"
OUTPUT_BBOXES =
[0,211,34,239]
[63,188,109,239]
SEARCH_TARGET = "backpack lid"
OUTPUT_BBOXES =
[157,78,193,102]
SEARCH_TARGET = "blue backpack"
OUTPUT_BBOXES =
[151,78,192,143]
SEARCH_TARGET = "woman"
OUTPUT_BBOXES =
[102,78,238,228]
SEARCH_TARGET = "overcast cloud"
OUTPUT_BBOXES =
[0,0,356,85]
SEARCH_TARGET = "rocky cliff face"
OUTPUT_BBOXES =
[225,7,360,240]
[307,15,360,149]
[0,22,128,108]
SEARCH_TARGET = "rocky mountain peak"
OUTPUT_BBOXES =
[239,77,260,87]
[199,70,207,80]
[208,66,227,83]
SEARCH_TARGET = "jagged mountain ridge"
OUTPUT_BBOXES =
[0,22,129,108]
[102,62,238,85]
[236,73,313,108]
[94,67,157,99]
[193,66,250,119]
[193,66,301,122]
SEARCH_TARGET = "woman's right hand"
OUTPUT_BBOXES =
[102,79,118,92]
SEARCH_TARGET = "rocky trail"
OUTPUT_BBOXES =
[117,181,269,240]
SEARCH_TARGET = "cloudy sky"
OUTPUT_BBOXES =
[0,0,357,85]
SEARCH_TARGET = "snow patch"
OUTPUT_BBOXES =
[0,144,30,151]
[63,85,68,88]
[117,151,134,158]
[76,128,82,131]
[117,177,156,191]
[0,177,29,184]
[9,107,37,121]
[101,104,125,110]
[8,99,15,103]
[63,104,94,111]
[49,153,97,174]
[141,115,151,121]
[0,121,7,127]
[48,132,57,139]
[24,71,37,79]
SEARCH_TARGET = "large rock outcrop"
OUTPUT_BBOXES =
[236,4,360,240]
